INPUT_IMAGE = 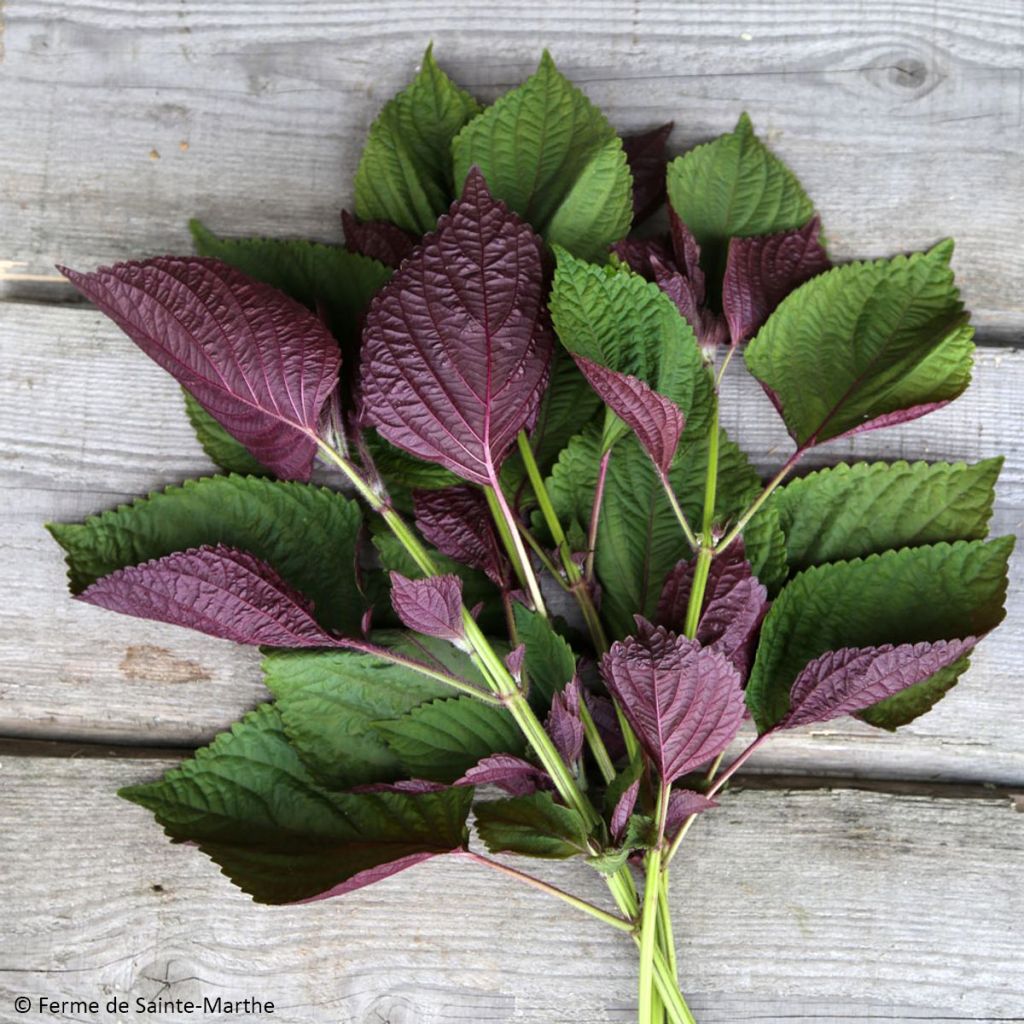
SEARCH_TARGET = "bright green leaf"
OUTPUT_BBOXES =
[745,243,974,447]
[666,112,814,293]
[355,45,480,234]
[746,537,1014,732]
[452,51,632,258]
[772,458,1002,572]
[47,475,365,634]
[120,704,472,904]
[376,696,525,782]
[474,791,590,859]
[263,633,485,788]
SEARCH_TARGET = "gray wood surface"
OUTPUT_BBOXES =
[3,3,1023,1020]
[3,302,1021,783]
[1,754,1021,1023]
[2,0,1023,337]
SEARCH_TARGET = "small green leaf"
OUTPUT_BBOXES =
[120,704,472,904]
[746,537,1014,732]
[772,458,1002,572]
[376,696,525,782]
[189,220,390,352]
[586,816,656,875]
[474,791,590,859]
[355,45,481,234]
[47,475,365,634]
[745,243,974,447]
[666,113,814,293]
[452,52,632,258]
[550,250,714,449]
[263,633,484,788]
[513,604,577,710]
[182,391,272,477]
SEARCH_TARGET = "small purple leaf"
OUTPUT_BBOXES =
[341,210,417,269]
[388,573,465,641]
[545,676,584,765]
[455,754,550,796]
[610,780,640,842]
[350,779,449,794]
[600,624,745,783]
[413,486,509,587]
[779,638,977,730]
[585,693,627,762]
[664,789,718,838]
[657,542,768,679]
[78,545,340,648]
[609,237,674,280]
[573,356,684,475]
[361,168,553,486]
[668,210,706,303]
[723,216,829,345]
[295,852,443,904]
[504,643,527,680]
[622,122,674,223]
[59,258,340,481]
[652,258,730,351]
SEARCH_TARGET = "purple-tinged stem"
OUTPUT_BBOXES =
[585,448,613,582]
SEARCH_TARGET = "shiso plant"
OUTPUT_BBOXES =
[49,47,1012,1024]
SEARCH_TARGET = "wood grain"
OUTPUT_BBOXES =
[0,754,1020,1023]
[2,0,1023,336]
[1,301,1021,785]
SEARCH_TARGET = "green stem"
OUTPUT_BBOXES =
[657,469,699,551]
[460,851,635,934]
[586,448,612,581]
[484,484,548,615]
[639,783,670,1024]
[714,447,803,555]
[657,874,678,981]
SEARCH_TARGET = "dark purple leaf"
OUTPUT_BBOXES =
[78,544,340,648]
[610,780,640,842]
[455,754,549,796]
[389,572,465,641]
[413,486,509,587]
[573,356,685,475]
[722,216,829,345]
[664,789,718,838]
[361,168,552,486]
[585,693,627,762]
[622,122,674,223]
[341,210,417,269]
[59,258,340,481]
[657,542,768,679]
[600,624,745,783]
[652,258,730,350]
[779,637,977,730]
[295,852,444,904]
[350,779,449,794]
[668,210,706,303]
[504,643,527,680]
[610,237,674,280]
[545,676,584,765]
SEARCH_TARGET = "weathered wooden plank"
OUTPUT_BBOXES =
[0,755,1020,1023]
[1,302,1021,784]
[2,0,1023,336]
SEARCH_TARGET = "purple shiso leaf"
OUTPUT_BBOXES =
[504,643,527,680]
[388,572,465,641]
[78,545,341,648]
[609,237,674,280]
[413,486,509,587]
[58,257,340,481]
[545,676,585,765]
[350,779,449,794]
[294,852,443,904]
[657,541,768,679]
[573,356,685,476]
[585,693,627,762]
[600,623,745,783]
[651,258,730,350]
[455,754,550,796]
[610,779,640,842]
[668,210,706,304]
[722,216,830,346]
[622,122,674,223]
[664,789,718,839]
[360,168,553,486]
[341,210,417,269]
[779,637,977,730]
